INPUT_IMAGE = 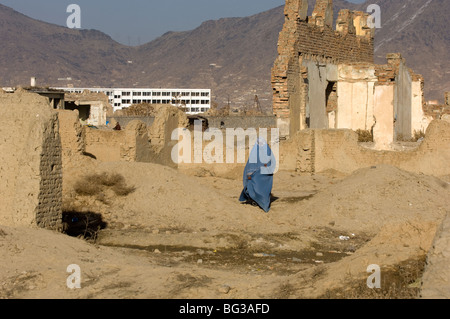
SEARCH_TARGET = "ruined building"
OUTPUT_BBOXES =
[272,0,431,149]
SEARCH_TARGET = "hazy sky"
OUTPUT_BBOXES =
[0,0,366,45]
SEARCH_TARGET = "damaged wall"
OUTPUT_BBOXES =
[337,63,376,131]
[272,0,432,149]
[56,109,87,168]
[333,54,431,149]
[272,0,374,137]
[280,120,450,177]
[84,105,188,168]
[0,89,62,229]
[65,91,112,126]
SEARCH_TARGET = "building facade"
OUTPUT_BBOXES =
[54,87,211,114]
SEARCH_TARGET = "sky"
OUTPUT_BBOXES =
[0,0,366,46]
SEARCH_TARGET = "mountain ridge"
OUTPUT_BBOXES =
[0,0,448,109]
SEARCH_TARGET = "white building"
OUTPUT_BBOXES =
[53,87,211,114]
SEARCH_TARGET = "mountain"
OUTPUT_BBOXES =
[0,0,448,110]
[355,0,450,103]
[0,4,133,87]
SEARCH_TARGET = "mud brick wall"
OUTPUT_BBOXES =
[84,124,152,163]
[84,129,125,162]
[86,106,188,168]
[0,89,62,230]
[37,114,63,229]
[272,0,374,128]
[283,120,450,177]
[56,110,86,168]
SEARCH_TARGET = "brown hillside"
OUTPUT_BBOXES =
[0,0,448,110]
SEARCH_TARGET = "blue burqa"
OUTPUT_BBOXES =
[239,138,276,212]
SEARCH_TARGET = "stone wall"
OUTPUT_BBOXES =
[280,120,450,177]
[0,89,62,229]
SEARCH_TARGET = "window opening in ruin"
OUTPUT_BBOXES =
[326,82,337,113]
[325,81,337,129]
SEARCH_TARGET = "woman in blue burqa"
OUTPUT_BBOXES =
[239,137,276,212]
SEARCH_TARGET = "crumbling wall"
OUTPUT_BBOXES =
[337,63,377,131]
[335,54,430,149]
[84,129,125,162]
[56,109,87,168]
[84,122,152,163]
[148,105,189,168]
[84,105,188,168]
[0,89,62,229]
[411,77,431,135]
[272,0,374,137]
[122,120,153,162]
[281,120,450,177]
[372,83,395,150]
[65,91,112,126]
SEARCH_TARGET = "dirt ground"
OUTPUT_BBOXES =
[1,160,449,299]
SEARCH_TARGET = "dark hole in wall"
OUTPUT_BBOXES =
[326,82,337,112]
[62,211,107,240]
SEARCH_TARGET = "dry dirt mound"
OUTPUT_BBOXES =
[63,163,449,251]
[281,164,450,233]
[63,161,274,234]
[287,220,438,299]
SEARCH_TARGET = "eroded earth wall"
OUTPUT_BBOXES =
[281,120,450,177]
[0,89,62,229]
